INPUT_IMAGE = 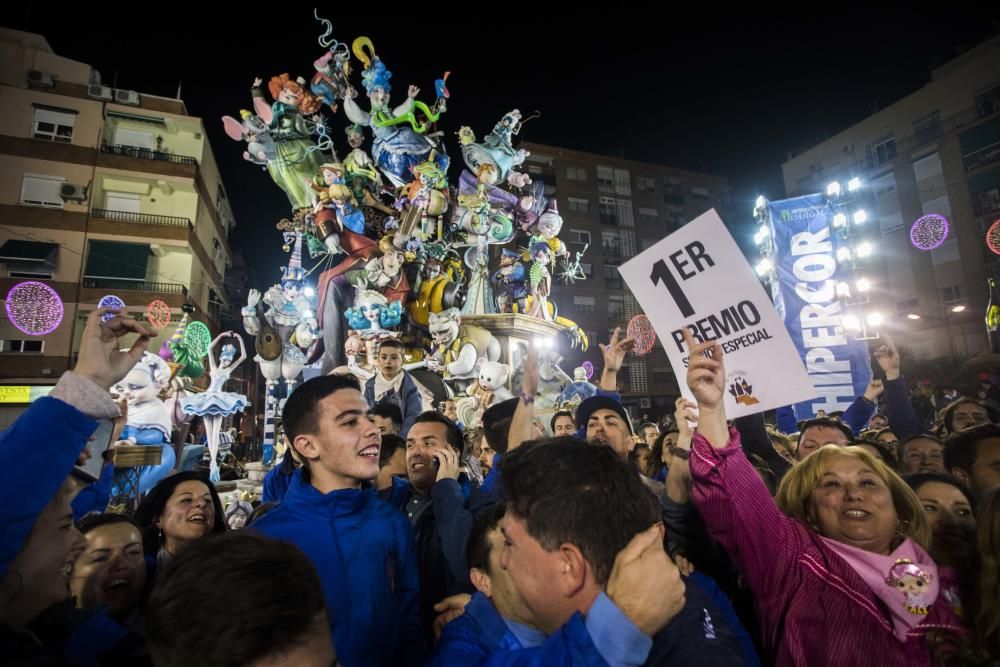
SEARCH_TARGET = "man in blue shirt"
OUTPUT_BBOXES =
[432,439,747,666]
[431,503,659,666]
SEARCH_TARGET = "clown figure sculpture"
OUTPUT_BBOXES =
[112,352,177,494]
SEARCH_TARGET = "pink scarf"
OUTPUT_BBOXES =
[822,536,939,642]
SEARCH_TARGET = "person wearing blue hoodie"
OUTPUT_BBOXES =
[0,307,156,665]
[261,448,298,503]
[251,373,427,667]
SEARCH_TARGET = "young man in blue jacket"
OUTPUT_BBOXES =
[364,338,423,437]
[252,373,427,666]
[432,439,748,666]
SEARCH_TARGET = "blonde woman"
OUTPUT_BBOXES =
[682,330,965,665]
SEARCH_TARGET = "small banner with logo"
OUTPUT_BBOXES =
[768,194,872,421]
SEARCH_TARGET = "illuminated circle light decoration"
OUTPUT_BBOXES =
[581,361,594,380]
[184,321,212,359]
[146,299,172,330]
[5,281,64,336]
[627,314,657,356]
[909,214,950,251]
[97,294,126,322]
[987,219,1000,256]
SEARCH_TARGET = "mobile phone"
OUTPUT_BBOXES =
[75,418,115,482]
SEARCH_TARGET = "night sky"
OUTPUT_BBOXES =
[7,4,998,287]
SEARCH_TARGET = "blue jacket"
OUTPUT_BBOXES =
[390,477,490,641]
[261,464,294,503]
[379,474,413,507]
[687,572,761,666]
[841,395,875,434]
[884,375,922,441]
[1,396,96,578]
[432,578,748,666]
[430,591,617,666]
[72,462,115,521]
[0,386,128,666]
[365,371,424,437]
[252,471,427,667]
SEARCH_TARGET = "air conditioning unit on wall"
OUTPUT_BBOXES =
[115,89,140,106]
[60,183,88,202]
[27,69,55,88]
[88,84,112,100]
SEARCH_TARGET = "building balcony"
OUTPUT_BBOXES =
[0,134,97,168]
[79,278,188,309]
[963,141,1000,172]
[89,208,192,242]
[87,209,224,288]
[0,355,71,380]
[601,242,623,255]
[92,208,191,228]
[81,277,186,293]
[0,204,88,232]
[101,143,196,166]
[841,102,1000,174]
[972,187,1000,218]
[97,143,198,179]
[0,278,78,303]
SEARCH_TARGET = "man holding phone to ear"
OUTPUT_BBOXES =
[396,411,490,643]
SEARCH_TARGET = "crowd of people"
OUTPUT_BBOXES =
[1,308,998,666]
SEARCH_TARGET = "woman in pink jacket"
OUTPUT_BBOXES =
[682,331,966,666]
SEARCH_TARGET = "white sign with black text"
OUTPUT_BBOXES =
[617,209,816,418]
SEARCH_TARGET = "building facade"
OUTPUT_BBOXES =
[521,142,729,418]
[781,34,1000,361]
[0,28,240,426]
